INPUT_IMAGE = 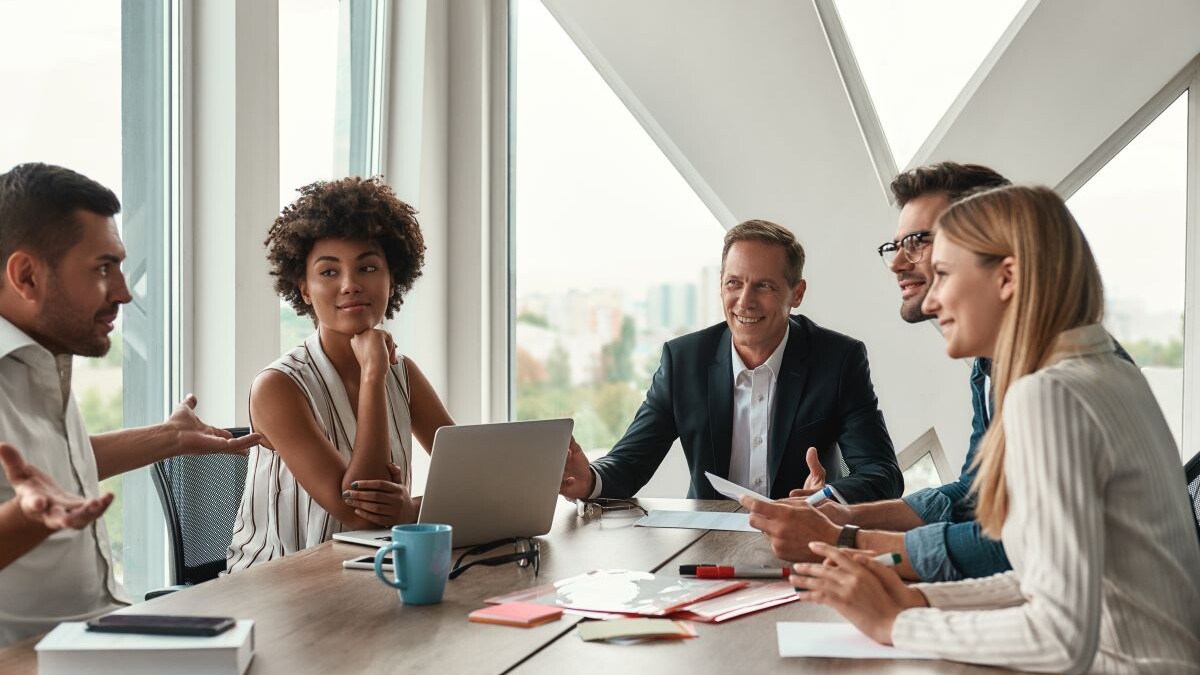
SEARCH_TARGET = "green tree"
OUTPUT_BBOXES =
[516,311,551,328]
[545,345,571,389]
[600,316,636,384]
[79,388,123,433]
[592,381,640,444]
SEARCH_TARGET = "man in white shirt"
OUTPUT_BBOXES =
[0,162,261,645]
[560,219,901,504]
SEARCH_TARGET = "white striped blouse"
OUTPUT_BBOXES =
[225,331,412,573]
[891,324,1200,673]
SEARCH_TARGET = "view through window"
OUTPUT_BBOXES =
[0,0,128,579]
[512,0,726,495]
[834,0,1026,168]
[1067,91,1189,457]
[279,0,343,353]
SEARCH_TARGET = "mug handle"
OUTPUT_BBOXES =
[375,542,407,590]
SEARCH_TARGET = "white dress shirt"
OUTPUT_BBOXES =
[727,326,789,496]
[0,316,128,645]
[892,324,1200,672]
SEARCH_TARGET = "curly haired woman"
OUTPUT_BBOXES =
[227,177,454,572]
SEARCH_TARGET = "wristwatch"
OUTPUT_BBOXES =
[836,524,860,548]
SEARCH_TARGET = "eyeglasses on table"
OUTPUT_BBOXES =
[448,536,540,580]
[575,498,648,519]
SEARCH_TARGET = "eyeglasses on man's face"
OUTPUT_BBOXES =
[575,498,648,520]
[877,230,933,266]
[448,536,539,580]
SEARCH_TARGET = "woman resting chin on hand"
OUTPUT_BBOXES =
[226,177,454,573]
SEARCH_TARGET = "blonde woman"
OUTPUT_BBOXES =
[787,186,1200,672]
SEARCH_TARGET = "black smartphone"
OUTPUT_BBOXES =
[86,614,236,637]
[343,554,393,571]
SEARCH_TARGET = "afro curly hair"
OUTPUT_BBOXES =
[265,176,426,321]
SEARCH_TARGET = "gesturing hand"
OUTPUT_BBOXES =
[740,496,840,562]
[168,394,263,457]
[789,542,928,644]
[342,463,419,527]
[559,436,594,500]
[788,447,827,499]
[1,443,113,531]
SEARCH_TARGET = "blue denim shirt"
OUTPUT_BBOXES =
[902,342,1133,581]
[901,358,1009,581]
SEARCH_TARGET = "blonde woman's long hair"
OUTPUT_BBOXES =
[935,185,1104,538]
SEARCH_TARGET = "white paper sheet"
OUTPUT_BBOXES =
[776,622,936,660]
[634,509,759,533]
[705,471,771,503]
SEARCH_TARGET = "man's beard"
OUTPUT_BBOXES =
[900,293,935,324]
[33,276,115,357]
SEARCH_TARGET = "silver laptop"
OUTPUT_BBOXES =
[333,418,573,548]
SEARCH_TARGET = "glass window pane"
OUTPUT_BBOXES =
[902,453,940,496]
[279,0,342,352]
[0,0,127,581]
[1067,91,1188,458]
[834,0,1026,168]
[512,0,725,493]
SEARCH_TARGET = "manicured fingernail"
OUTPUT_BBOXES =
[351,482,358,489]
[341,491,350,498]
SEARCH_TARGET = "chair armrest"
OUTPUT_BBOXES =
[144,584,192,601]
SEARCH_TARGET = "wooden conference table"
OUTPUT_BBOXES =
[0,498,1008,674]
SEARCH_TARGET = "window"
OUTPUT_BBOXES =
[279,0,341,352]
[511,0,726,496]
[1067,91,1189,457]
[0,0,179,598]
[279,0,390,352]
[833,0,1026,168]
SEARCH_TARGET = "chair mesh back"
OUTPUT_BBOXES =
[1187,452,1200,547]
[1189,473,1200,541]
[158,452,248,585]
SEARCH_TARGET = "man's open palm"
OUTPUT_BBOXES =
[1,444,112,531]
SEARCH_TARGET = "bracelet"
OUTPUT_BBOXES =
[836,524,860,548]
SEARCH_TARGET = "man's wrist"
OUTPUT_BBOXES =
[836,524,860,548]
[842,503,860,526]
[586,466,600,499]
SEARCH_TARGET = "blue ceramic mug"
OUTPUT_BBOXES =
[374,523,453,605]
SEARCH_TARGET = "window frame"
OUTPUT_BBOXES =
[1057,56,1200,460]
[118,0,183,600]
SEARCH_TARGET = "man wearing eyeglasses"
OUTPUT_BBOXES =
[560,219,903,508]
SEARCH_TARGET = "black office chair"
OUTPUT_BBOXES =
[1186,449,1200,546]
[149,427,251,596]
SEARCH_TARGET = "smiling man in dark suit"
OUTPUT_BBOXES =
[560,220,901,503]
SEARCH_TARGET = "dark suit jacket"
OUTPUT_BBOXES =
[592,314,902,502]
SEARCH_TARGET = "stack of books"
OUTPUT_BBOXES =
[35,620,255,675]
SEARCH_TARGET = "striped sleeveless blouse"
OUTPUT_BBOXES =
[225,331,412,572]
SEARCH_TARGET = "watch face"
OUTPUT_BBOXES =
[836,525,859,548]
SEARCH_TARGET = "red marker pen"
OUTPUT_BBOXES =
[679,564,789,579]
